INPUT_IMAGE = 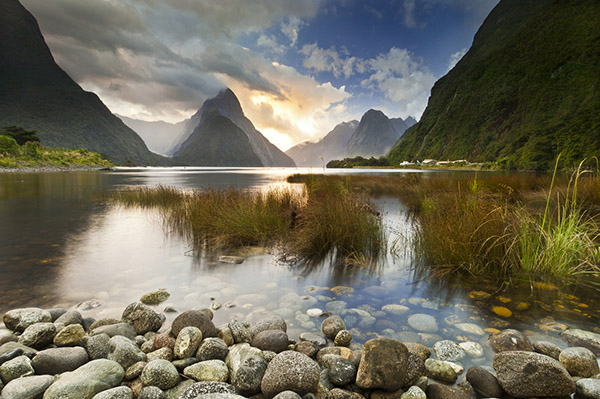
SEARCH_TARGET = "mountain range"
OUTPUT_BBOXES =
[286,110,415,167]
[388,0,600,170]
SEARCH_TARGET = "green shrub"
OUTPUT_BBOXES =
[0,135,19,155]
[23,140,40,158]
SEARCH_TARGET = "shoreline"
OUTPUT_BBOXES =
[0,166,113,173]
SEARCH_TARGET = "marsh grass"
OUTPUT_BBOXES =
[111,181,384,265]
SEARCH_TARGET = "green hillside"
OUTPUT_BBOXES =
[0,0,169,166]
[388,0,600,170]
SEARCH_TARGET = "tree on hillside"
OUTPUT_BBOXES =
[1,126,40,145]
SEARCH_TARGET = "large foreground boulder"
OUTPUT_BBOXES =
[3,308,52,332]
[171,310,218,338]
[0,375,55,399]
[260,351,320,398]
[43,359,125,399]
[356,338,408,391]
[121,303,163,335]
[493,351,575,398]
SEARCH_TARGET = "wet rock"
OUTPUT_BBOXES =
[404,352,426,387]
[294,341,319,358]
[560,329,600,356]
[121,303,163,335]
[576,378,600,399]
[493,350,575,397]
[249,315,287,338]
[229,320,252,344]
[140,359,180,390]
[184,359,229,382]
[140,289,171,305]
[232,355,267,395]
[219,255,245,264]
[432,340,465,361]
[404,343,430,361]
[92,386,133,399]
[2,308,52,332]
[400,386,425,399]
[174,326,203,359]
[84,333,111,360]
[171,310,218,338]
[356,338,408,391]
[327,356,356,387]
[225,343,264,383]
[0,355,34,384]
[139,386,166,399]
[91,323,137,340]
[454,323,484,336]
[325,301,347,314]
[18,322,56,349]
[107,336,147,369]
[54,324,86,346]
[426,384,470,399]
[179,381,238,399]
[465,366,503,398]
[251,330,289,353]
[425,358,457,383]
[334,330,352,347]
[488,329,533,353]
[322,316,346,340]
[407,314,438,333]
[43,359,125,399]
[54,311,84,329]
[147,347,173,362]
[261,351,320,398]
[533,341,562,360]
[31,347,89,374]
[559,346,599,377]
[458,342,483,358]
[381,304,409,315]
[197,337,229,361]
[0,374,55,399]
[298,333,327,348]
[124,361,146,381]
[491,306,512,318]
[77,299,105,312]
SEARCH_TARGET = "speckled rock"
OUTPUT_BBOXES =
[458,341,483,358]
[356,338,408,391]
[179,382,238,399]
[560,329,600,355]
[83,333,111,360]
[171,310,218,338]
[140,359,180,390]
[153,332,175,350]
[559,346,600,377]
[425,358,457,383]
[488,329,533,353]
[251,330,289,353]
[576,378,600,399]
[91,323,137,340]
[533,341,562,360]
[465,366,503,398]
[18,323,56,349]
[433,340,465,361]
[121,303,163,335]
[197,338,229,361]
[54,324,86,347]
[327,356,356,387]
[322,316,345,340]
[165,379,194,399]
[400,386,426,399]
[426,383,470,399]
[249,315,287,338]
[0,374,55,399]
[334,330,352,347]
[43,359,125,399]
[140,289,171,305]
[493,350,575,397]
[261,351,320,398]
[31,347,89,374]
[107,336,147,369]
[2,308,52,332]
[184,359,229,382]
[272,391,302,399]
[124,361,146,381]
[225,343,264,383]
[294,341,319,358]
[232,355,267,395]
[229,320,252,344]
[299,333,327,348]
[54,311,83,329]
[91,386,133,399]
[404,352,426,387]
[147,347,173,362]
[329,388,365,399]
[174,326,203,359]
[0,355,34,384]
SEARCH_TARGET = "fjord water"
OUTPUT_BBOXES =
[1,168,599,367]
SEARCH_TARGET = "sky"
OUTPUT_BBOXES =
[22,0,499,151]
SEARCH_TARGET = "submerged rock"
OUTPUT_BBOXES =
[488,329,532,353]
[407,314,438,333]
[140,289,171,306]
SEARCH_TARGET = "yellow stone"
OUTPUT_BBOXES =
[484,328,501,334]
[469,291,491,300]
[516,302,530,311]
[331,286,354,296]
[496,295,512,303]
[533,281,557,290]
[578,303,589,308]
[492,306,512,318]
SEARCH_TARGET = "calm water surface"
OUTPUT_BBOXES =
[1,167,599,370]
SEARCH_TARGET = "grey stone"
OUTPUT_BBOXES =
[0,355,34,384]
[454,323,485,336]
[559,346,600,377]
[0,374,55,399]
[381,305,409,315]
[321,316,345,340]
[493,350,575,398]
[0,330,18,347]
[294,341,319,358]
[249,315,287,338]
[124,361,146,381]
[325,301,347,314]
[171,310,218,338]
[400,386,426,399]
[107,335,147,369]
[229,320,252,344]
[404,352,426,387]
[54,324,86,346]
[533,340,563,360]
[147,347,173,362]
[173,357,198,372]
[356,338,408,391]
[139,386,166,399]
[0,342,37,358]
[91,386,133,399]
[426,384,470,399]
[32,347,89,374]
[232,355,267,396]
[576,378,600,399]
[91,323,137,340]
[251,330,289,353]
[561,329,600,355]
[327,356,356,387]
[197,338,229,361]
[84,333,111,360]
[47,308,68,322]
[77,300,104,312]
[184,360,229,382]
[165,380,194,399]
[465,366,503,398]
[407,314,438,333]
[43,359,124,399]
[272,391,302,399]
[174,326,203,359]
[458,342,483,358]
[425,358,457,383]
[0,348,23,366]
[225,343,264,383]
[2,308,52,332]
[140,359,180,390]
[432,340,465,361]
[54,311,84,329]
[488,329,533,353]
[298,333,327,348]
[18,322,56,349]
[140,289,171,305]
[179,382,238,399]
[261,351,320,398]
[121,303,163,335]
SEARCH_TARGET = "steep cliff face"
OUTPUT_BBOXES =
[388,0,600,169]
[0,0,169,165]
[346,110,409,158]
[286,121,358,167]
[173,89,295,167]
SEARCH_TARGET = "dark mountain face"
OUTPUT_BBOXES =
[346,109,406,157]
[173,89,295,167]
[388,0,600,170]
[0,0,169,165]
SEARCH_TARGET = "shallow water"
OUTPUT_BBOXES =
[1,167,599,371]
